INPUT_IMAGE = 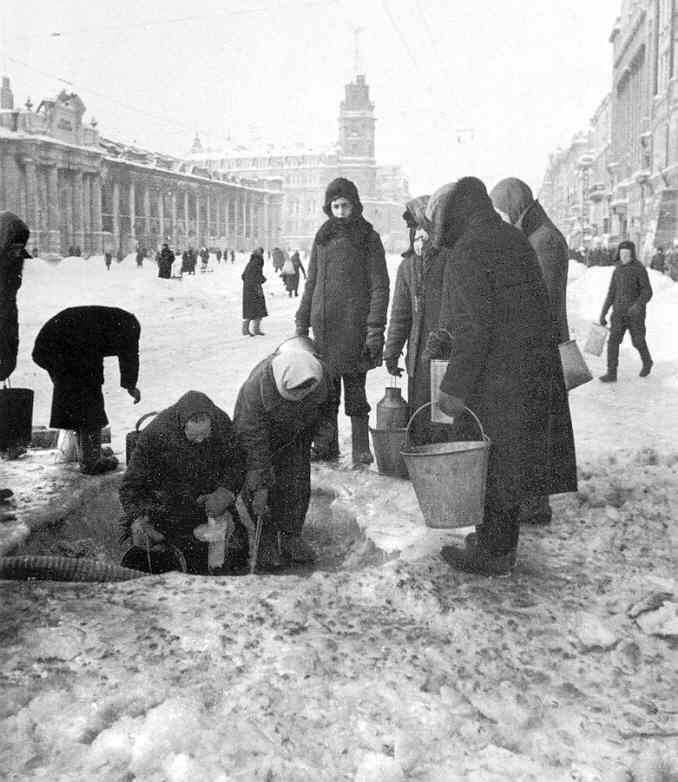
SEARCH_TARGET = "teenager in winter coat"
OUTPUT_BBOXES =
[241,247,267,336]
[0,211,32,383]
[295,177,389,465]
[157,243,174,279]
[119,391,246,574]
[383,196,450,444]
[32,306,142,475]
[489,177,571,527]
[599,240,653,382]
[428,177,577,575]
[234,337,332,568]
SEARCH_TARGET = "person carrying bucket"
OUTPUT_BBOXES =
[425,177,577,576]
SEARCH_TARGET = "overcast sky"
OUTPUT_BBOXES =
[2,0,620,195]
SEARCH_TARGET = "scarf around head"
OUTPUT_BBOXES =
[489,178,534,226]
[271,350,323,401]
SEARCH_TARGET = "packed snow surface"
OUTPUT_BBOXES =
[1,254,678,781]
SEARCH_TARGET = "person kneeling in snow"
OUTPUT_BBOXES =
[119,391,247,574]
[234,336,332,569]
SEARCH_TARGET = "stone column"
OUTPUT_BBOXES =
[170,189,177,246]
[195,192,201,245]
[242,194,248,246]
[206,191,212,243]
[2,154,21,212]
[224,196,230,245]
[82,175,91,253]
[91,175,103,253]
[158,188,165,244]
[112,180,120,254]
[144,185,151,243]
[215,196,221,243]
[73,171,84,252]
[128,179,136,248]
[47,166,60,253]
[23,158,39,238]
[263,195,270,249]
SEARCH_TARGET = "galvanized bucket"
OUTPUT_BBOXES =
[369,427,409,478]
[401,403,490,529]
[0,383,34,451]
[558,339,592,390]
[584,323,609,357]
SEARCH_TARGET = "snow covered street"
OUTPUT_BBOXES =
[1,254,678,780]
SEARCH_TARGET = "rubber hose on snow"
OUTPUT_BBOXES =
[0,555,146,582]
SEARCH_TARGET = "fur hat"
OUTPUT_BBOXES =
[323,178,363,218]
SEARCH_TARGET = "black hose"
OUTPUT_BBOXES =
[0,555,146,582]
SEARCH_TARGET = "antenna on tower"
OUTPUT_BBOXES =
[352,25,364,76]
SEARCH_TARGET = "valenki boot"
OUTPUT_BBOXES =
[252,318,265,336]
[242,319,252,336]
[351,415,373,465]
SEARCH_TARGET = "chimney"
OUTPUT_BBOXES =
[1,76,14,110]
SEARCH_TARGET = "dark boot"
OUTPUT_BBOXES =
[242,319,252,336]
[441,539,516,576]
[599,371,617,383]
[252,318,265,336]
[351,415,373,465]
[280,533,316,563]
[78,428,118,475]
[639,361,653,377]
[311,415,340,461]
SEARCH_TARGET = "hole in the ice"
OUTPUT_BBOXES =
[10,477,390,576]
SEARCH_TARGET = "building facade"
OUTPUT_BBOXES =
[188,74,410,252]
[539,0,678,259]
[0,77,283,257]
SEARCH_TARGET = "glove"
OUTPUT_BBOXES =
[364,327,385,368]
[599,316,607,327]
[295,324,309,337]
[251,488,269,516]
[196,487,235,517]
[437,391,465,419]
[131,516,165,548]
[127,387,141,404]
[384,356,403,377]
[422,330,452,361]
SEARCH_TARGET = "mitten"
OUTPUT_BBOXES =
[295,324,309,337]
[384,356,403,377]
[364,326,385,368]
[421,329,452,361]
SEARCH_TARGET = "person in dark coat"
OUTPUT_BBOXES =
[650,246,666,274]
[383,195,450,444]
[599,240,653,382]
[157,243,174,279]
[295,177,390,465]
[104,251,113,270]
[234,337,332,568]
[0,211,32,384]
[135,248,145,268]
[119,391,246,574]
[199,246,210,271]
[489,177,571,526]
[427,177,577,575]
[272,247,286,274]
[288,250,306,296]
[241,247,267,336]
[32,306,142,475]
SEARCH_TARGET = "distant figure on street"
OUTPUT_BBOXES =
[272,246,286,274]
[199,246,209,272]
[295,177,389,465]
[216,248,222,263]
[241,247,267,336]
[230,249,235,263]
[650,246,666,274]
[136,247,145,268]
[74,245,81,257]
[104,251,113,270]
[119,391,247,574]
[281,250,306,297]
[32,306,141,475]
[599,240,653,382]
[157,242,174,279]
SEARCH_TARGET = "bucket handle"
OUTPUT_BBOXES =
[135,411,158,432]
[404,402,488,448]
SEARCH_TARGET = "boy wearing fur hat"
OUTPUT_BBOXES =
[295,177,389,465]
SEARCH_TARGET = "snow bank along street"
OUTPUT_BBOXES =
[1,255,678,780]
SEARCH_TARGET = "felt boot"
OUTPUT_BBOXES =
[351,415,373,465]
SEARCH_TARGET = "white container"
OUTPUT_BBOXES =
[429,360,455,423]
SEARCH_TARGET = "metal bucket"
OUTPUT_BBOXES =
[369,427,409,478]
[584,323,609,357]
[558,339,592,391]
[0,385,34,451]
[125,411,158,463]
[430,359,455,424]
[401,403,490,529]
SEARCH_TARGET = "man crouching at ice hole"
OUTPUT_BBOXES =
[119,391,247,574]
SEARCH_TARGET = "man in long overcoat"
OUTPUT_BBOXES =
[430,178,577,575]
[489,177,571,526]
[32,306,142,474]
[234,337,332,568]
[241,247,267,336]
[0,211,32,383]
[119,390,246,574]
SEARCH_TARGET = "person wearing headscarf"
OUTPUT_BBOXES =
[489,177,569,344]
[119,391,246,574]
[234,336,332,568]
[428,177,577,575]
[32,306,142,475]
[598,240,653,382]
[383,195,450,444]
[157,242,175,279]
[0,211,32,384]
[241,247,267,336]
[489,177,571,527]
[295,177,390,465]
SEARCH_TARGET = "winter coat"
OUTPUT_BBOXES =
[0,211,31,381]
[436,178,577,507]
[271,247,286,272]
[32,306,140,430]
[296,219,389,375]
[158,246,174,279]
[119,391,245,539]
[242,251,268,319]
[489,180,570,343]
[650,252,666,273]
[600,260,652,321]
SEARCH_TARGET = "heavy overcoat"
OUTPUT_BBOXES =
[0,212,31,381]
[241,252,268,319]
[119,391,245,540]
[296,220,389,375]
[436,180,577,507]
[233,355,331,534]
[32,306,140,430]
